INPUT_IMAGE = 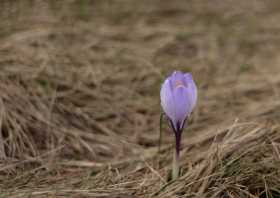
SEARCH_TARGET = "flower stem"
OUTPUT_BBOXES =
[172,130,181,180]
[158,113,164,155]
[172,147,179,180]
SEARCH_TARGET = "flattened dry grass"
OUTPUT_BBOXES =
[1,0,280,197]
[153,123,280,198]
[1,116,280,197]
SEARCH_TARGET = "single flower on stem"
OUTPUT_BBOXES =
[160,71,197,180]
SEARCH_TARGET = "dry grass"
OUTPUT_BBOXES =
[0,0,280,197]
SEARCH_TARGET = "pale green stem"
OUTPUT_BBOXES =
[158,113,164,155]
[172,147,179,180]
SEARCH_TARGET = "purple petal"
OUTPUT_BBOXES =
[183,73,197,111]
[160,78,175,120]
[173,86,191,130]
[169,71,187,89]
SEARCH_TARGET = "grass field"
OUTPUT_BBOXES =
[0,0,280,197]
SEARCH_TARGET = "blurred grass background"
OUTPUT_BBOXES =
[0,0,280,197]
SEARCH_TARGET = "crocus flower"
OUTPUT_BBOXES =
[160,71,197,179]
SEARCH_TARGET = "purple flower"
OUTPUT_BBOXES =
[160,71,197,156]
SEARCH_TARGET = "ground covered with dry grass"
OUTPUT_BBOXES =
[0,0,280,197]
